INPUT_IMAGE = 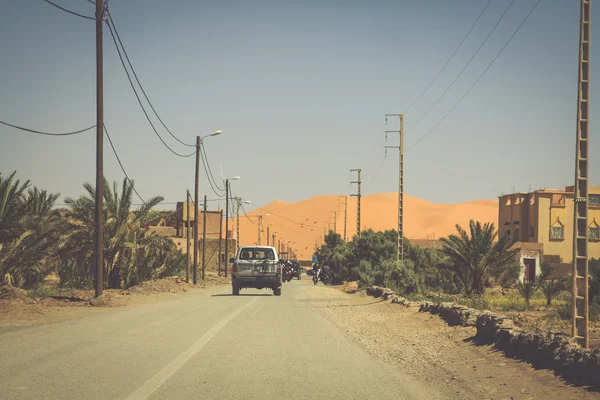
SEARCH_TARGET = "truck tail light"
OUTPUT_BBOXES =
[276,266,281,273]
[232,264,237,273]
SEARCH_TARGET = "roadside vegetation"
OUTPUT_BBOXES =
[0,171,186,293]
[315,221,600,326]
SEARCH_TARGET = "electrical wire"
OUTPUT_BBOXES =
[405,0,542,151]
[104,125,146,203]
[199,144,225,198]
[405,0,517,134]
[246,202,326,229]
[106,9,195,148]
[43,0,95,20]
[402,0,493,115]
[106,19,195,158]
[1,120,95,136]
[200,142,225,193]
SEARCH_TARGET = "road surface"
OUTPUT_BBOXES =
[1,279,446,400]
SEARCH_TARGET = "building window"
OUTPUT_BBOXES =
[590,227,599,241]
[551,226,564,240]
[590,194,600,207]
[515,228,520,240]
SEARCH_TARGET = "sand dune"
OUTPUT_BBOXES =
[230,193,498,260]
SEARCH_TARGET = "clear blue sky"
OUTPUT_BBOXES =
[1,0,597,210]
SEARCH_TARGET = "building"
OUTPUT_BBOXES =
[498,186,600,280]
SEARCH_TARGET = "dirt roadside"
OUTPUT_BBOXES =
[306,283,600,400]
[0,273,230,331]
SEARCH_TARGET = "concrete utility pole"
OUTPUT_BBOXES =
[385,113,404,261]
[218,208,223,276]
[186,190,191,283]
[193,136,201,285]
[235,197,241,254]
[350,169,362,238]
[224,180,229,277]
[338,195,348,242]
[257,215,263,245]
[201,195,207,281]
[94,0,105,298]
[572,0,591,349]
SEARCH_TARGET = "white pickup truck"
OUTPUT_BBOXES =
[229,246,282,296]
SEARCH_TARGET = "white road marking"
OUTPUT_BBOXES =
[124,298,258,400]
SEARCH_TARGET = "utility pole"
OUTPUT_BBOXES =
[202,195,207,281]
[350,169,362,238]
[235,197,241,254]
[94,0,105,298]
[267,225,271,246]
[338,195,348,242]
[224,180,229,278]
[257,215,263,245]
[572,0,591,349]
[193,136,201,285]
[218,209,223,276]
[186,190,191,283]
[385,113,404,261]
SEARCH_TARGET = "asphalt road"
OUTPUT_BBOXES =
[1,279,448,400]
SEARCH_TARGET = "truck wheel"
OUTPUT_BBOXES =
[232,283,240,296]
[273,287,281,296]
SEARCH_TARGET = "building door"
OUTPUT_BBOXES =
[523,258,536,282]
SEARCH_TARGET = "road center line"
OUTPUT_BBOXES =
[124,297,258,400]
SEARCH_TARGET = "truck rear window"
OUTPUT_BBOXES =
[238,248,275,260]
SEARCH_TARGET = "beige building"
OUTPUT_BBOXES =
[498,186,600,279]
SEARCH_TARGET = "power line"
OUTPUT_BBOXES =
[1,120,95,136]
[106,9,195,148]
[405,0,542,151]
[105,18,195,158]
[104,125,145,203]
[405,0,516,134]
[199,144,225,198]
[43,0,95,20]
[200,142,225,193]
[402,0,493,115]
[246,202,326,229]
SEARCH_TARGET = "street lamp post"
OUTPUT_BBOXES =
[193,130,222,285]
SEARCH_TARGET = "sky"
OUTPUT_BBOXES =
[1,0,598,213]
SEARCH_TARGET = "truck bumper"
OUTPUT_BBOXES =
[233,275,281,289]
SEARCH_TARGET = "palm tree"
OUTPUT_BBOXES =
[0,171,64,287]
[64,178,167,289]
[440,220,519,296]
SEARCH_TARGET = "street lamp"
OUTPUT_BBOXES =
[224,175,240,278]
[194,129,223,285]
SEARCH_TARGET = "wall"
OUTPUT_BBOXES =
[176,201,223,240]
[171,237,237,272]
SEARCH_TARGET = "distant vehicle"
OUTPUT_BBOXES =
[289,260,301,280]
[230,246,282,296]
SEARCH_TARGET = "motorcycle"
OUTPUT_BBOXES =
[313,270,319,285]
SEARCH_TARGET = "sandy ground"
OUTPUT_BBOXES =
[307,284,600,400]
[0,272,230,331]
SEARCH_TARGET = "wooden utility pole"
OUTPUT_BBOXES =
[201,195,207,281]
[267,225,271,246]
[186,190,191,283]
[218,209,223,276]
[572,0,591,349]
[193,136,201,285]
[340,195,348,242]
[235,197,241,254]
[350,169,362,238]
[385,113,404,261]
[224,180,229,277]
[257,215,263,245]
[94,0,105,298]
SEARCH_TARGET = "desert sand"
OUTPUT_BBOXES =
[229,193,498,260]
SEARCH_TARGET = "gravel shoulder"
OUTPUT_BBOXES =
[306,283,600,400]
